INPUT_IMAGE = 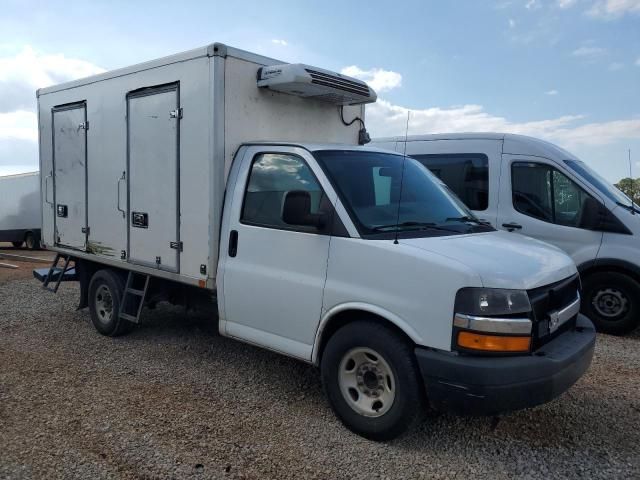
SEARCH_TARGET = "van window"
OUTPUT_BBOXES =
[512,162,592,228]
[411,154,489,211]
[241,153,324,231]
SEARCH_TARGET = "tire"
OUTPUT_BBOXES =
[320,321,425,441]
[24,232,36,250]
[88,269,134,337]
[11,241,23,248]
[582,272,640,335]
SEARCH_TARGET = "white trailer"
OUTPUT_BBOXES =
[0,171,41,249]
[37,43,595,440]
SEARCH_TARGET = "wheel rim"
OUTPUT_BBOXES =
[338,347,396,418]
[592,287,628,319]
[95,284,114,324]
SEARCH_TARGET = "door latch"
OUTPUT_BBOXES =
[169,108,183,119]
[170,241,183,252]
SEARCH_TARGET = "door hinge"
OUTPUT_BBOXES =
[170,241,183,252]
[82,227,90,235]
[169,108,183,119]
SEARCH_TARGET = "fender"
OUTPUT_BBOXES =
[311,302,424,365]
[578,258,640,281]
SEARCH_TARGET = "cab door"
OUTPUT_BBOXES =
[497,156,603,265]
[218,146,336,360]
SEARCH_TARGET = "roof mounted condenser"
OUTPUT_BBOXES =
[257,64,377,105]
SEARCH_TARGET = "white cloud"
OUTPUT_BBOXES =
[545,89,559,95]
[525,0,541,9]
[367,99,640,149]
[572,45,607,57]
[271,39,288,46]
[587,0,640,18]
[636,57,640,66]
[340,66,402,93]
[608,61,624,70]
[557,0,578,7]
[509,18,516,28]
[0,110,37,142]
[0,46,105,113]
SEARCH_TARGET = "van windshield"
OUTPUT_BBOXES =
[314,150,493,238]
[564,159,635,208]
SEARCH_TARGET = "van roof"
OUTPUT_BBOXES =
[373,132,580,161]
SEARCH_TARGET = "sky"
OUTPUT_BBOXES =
[0,0,638,183]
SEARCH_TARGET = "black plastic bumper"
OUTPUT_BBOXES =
[416,314,595,416]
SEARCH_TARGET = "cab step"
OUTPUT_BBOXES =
[119,272,150,324]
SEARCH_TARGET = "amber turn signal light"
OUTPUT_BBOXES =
[457,331,531,352]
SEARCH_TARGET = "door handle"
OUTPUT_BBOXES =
[44,174,53,205]
[502,222,523,231]
[117,171,126,218]
[228,230,238,257]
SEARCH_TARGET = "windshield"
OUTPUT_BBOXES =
[564,159,633,207]
[314,150,492,237]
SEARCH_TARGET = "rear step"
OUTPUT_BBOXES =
[36,254,76,293]
[119,272,150,324]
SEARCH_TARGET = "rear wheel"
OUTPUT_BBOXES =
[88,269,134,336]
[320,321,425,441]
[582,272,640,335]
[11,241,23,248]
[24,232,36,250]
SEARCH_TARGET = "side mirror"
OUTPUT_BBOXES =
[282,190,326,229]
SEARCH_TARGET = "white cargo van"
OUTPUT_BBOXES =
[374,133,640,335]
[0,171,41,249]
[37,45,595,440]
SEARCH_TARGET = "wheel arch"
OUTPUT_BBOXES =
[312,303,422,366]
[578,258,640,285]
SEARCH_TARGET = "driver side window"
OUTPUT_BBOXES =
[512,162,592,228]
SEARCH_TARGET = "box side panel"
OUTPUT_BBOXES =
[223,56,363,177]
[37,57,212,283]
[0,173,41,231]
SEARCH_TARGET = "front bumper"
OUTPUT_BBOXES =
[415,314,595,416]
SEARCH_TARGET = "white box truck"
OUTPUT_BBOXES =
[0,171,41,249]
[37,44,595,440]
[373,133,640,335]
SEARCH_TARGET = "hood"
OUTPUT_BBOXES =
[400,231,577,290]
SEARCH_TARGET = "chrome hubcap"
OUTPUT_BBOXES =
[95,284,114,324]
[593,287,628,319]
[338,347,395,417]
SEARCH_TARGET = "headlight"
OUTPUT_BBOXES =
[454,288,531,316]
[453,288,532,353]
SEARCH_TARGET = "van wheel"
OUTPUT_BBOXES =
[24,232,36,250]
[320,321,425,441]
[88,269,134,336]
[582,272,640,335]
[11,241,23,248]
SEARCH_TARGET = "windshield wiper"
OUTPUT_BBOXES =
[616,201,640,214]
[372,221,460,233]
[445,216,482,224]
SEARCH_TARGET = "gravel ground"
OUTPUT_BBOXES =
[0,278,638,479]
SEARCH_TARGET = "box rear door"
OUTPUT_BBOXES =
[52,102,88,250]
[127,84,180,272]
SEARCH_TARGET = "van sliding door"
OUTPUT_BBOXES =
[127,84,180,273]
[52,102,88,250]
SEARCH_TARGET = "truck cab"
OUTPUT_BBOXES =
[215,142,594,439]
[373,133,640,335]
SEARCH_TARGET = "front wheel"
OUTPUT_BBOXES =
[320,321,425,441]
[11,241,23,248]
[24,232,36,250]
[582,272,640,335]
